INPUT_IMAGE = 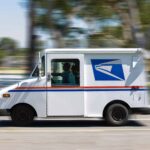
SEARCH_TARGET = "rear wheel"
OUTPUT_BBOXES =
[104,103,129,126]
[11,105,35,126]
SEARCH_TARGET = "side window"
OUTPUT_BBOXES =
[51,59,80,86]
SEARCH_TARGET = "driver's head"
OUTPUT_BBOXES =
[63,63,70,71]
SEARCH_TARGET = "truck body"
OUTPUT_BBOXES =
[0,48,149,126]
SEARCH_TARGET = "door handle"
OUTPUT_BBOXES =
[47,73,51,81]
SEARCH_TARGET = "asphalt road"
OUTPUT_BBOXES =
[0,115,150,150]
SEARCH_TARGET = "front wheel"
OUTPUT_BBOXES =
[11,105,35,126]
[104,103,129,126]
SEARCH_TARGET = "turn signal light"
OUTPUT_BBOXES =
[3,93,10,98]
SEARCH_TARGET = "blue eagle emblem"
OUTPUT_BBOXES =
[91,59,125,81]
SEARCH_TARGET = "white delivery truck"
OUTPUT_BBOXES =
[0,48,149,126]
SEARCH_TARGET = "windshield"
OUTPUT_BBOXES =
[31,56,45,77]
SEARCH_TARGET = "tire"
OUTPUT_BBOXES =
[104,103,129,126]
[11,105,35,126]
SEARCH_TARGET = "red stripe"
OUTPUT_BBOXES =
[16,86,145,89]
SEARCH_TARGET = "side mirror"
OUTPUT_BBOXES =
[47,72,51,81]
[38,63,42,78]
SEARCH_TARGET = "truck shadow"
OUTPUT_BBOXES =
[0,119,145,127]
[32,120,145,127]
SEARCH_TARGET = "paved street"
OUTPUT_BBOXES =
[0,115,150,150]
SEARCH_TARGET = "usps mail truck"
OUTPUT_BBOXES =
[0,48,149,126]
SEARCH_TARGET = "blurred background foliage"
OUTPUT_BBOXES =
[1,0,150,74]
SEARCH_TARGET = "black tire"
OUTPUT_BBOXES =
[104,103,129,126]
[11,105,35,126]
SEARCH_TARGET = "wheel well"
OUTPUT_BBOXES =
[10,103,37,116]
[103,100,130,118]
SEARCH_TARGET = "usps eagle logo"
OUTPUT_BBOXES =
[91,59,125,81]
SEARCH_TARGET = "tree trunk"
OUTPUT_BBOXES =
[27,0,36,75]
[52,30,65,48]
[113,3,132,42]
[127,0,145,47]
[47,0,64,48]
[119,10,133,41]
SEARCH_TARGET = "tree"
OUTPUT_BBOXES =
[0,37,18,53]
[34,0,116,48]
[23,0,72,73]
[0,37,18,66]
[126,0,145,47]
[24,0,149,63]
[35,0,72,48]
[137,0,150,49]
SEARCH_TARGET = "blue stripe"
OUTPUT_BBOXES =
[9,88,148,92]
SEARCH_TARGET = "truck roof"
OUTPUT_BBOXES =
[43,48,141,54]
